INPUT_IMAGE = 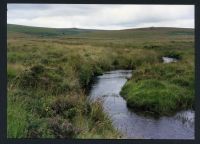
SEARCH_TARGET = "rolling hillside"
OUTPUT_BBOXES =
[7,24,95,37]
[7,24,194,40]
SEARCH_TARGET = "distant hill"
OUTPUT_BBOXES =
[7,24,96,37]
[7,24,194,39]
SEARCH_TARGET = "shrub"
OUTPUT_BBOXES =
[50,96,78,119]
[48,117,80,138]
[112,59,119,66]
[30,64,45,74]
[164,51,182,59]
[27,119,54,138]
[15,64,69,94]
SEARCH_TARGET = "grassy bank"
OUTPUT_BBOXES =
[121,43,194,116]
[7,24,194,138]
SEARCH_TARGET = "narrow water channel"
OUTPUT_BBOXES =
[88,70,194,139]
[162,57,178,63]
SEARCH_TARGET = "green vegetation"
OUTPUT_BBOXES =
[121,42,194,116]
[7,24,194,138]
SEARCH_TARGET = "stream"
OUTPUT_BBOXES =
[162,56,178,63]
[88,70,194,139]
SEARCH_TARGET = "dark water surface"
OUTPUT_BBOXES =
[89,70,194,139]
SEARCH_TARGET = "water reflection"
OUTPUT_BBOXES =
[89,70,194,139]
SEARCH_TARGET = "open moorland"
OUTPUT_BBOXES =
[7,24,194,138]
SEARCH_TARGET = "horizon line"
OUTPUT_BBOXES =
[7,23,195,30]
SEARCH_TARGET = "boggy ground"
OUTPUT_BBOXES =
[7,24,194,138]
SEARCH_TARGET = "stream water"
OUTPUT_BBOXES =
[162,57,178,63]
[88,70,194,139]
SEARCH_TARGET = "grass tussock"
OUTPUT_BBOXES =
[121,55,194,115]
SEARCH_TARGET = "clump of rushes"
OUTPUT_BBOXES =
[14,64,72,95]
[47,116,80,138]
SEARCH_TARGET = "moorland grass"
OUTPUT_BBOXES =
[7,24,194,138]
[120,51,194,115]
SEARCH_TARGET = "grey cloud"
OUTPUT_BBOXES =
[7,4,194,30]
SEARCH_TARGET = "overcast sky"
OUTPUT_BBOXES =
[7,4,194,30]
